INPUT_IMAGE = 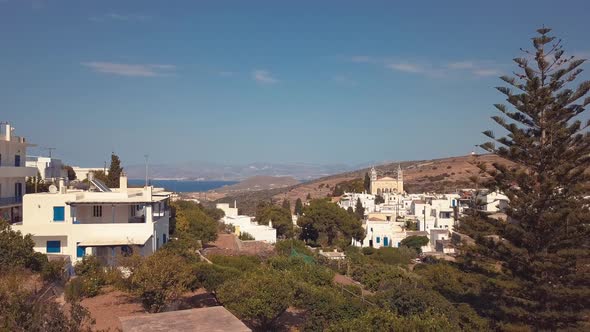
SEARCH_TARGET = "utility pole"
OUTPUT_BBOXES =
[144,154,149,187]
[45,147,56,158]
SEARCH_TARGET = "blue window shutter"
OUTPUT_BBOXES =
[376,237,380,244]
[77,243,85,258]
[47,241,61,253]
[53,207,65,221]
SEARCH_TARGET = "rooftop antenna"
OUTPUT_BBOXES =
[144,154,149,187]
[47,147,55,158]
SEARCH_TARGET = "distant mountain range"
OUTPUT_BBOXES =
[124,161,375,181]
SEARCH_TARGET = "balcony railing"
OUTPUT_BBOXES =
[0,196,23,207]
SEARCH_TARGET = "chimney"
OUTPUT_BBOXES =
[0,122,10,141]
[58,178,66,194]
[119,172,128,191]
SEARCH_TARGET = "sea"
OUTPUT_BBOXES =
[128,179,238,192]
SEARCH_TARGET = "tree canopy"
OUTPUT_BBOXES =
[458,27,590,330]
[255,202,293,238]
[106,153,123,188]
[297,199,364,246]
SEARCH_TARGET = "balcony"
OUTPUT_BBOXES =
[0,166,37,178]
[0,196,23,208]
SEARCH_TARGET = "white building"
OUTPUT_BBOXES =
[338,192,375,216]
[217,203,277,243]
[410,195,459,232]
[13,174,170,266]
[0,122,37,223]
[26,156,66,181]
[352,219,407,249]
[477,190,509,213]
[71,166,108,181]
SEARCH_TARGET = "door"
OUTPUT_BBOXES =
[14,155,20,167]
[14,183,22,202]
[384,237,389,247]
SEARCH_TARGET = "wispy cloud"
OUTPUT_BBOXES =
[81,62,176,77]
[90,13,151,22]
[386,62,426,74]
[447,60,502,77]
[252,70,278,84]
[348,55,502,78]
[447,61,476,70]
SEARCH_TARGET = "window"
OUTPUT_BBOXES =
[14,155,20,167]
[376,237,380,244]
[53,207,65,222]
[121,246,133,257]
[439,211,452,219]
[93,205,102,217]
[76,243,85,258]
[47,240,61,253]
[163,233,167,244]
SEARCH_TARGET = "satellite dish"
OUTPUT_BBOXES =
[48,185,58,194]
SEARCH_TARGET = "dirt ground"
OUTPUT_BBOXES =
[203,233,274,258]
[82,287,217,331]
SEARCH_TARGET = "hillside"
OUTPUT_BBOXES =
[215,154,511,215]
[211,176,299,194]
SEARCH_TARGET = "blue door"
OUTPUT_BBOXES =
[47,240,61,253]
[384,237,389,247]
[76,243,85,257]
[53,207,65,222]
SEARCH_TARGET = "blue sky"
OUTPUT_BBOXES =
[1,0,589,167]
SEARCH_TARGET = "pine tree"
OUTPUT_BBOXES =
[363,172,371,192]
[354,198,364,220]
[294,198,304,216]
[459,28,590,330]
[282,198,291,211]
[106,153,124,188]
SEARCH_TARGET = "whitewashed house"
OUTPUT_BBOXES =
[338,192,375,217]
[0,122,37,224]
[217,203,277,243]
[352,219,407,249]
[13,174,170,266]
[477,190,509,213]
[26,156,66,181]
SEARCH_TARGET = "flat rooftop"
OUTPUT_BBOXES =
[119,306,251,332]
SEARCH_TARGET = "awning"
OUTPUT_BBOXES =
[78,234,151,247]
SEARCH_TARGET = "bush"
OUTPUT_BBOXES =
[218,269,294,330]
[41,259,66,283]
[194,263,241,294]
[65,277,86,302]
[209,255,261,272]
[238,232,255,241]
[128,251,194,312]
[28,252,49,272]
[275,239,314,257]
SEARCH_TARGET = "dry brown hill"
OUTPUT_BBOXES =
[215,154,511,215]
[211,175,299,194]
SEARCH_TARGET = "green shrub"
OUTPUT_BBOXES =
[238,232,255,241]
[41,259,66,283]
[65,277,85,302]
[209,255,261,272]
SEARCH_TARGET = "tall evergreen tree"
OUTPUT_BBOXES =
[458,28,590,330]
[363,172,371,192]
[106,153,124,188]
[281,198,291,211]
[354,198,365,220]
[294,198,304,216]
